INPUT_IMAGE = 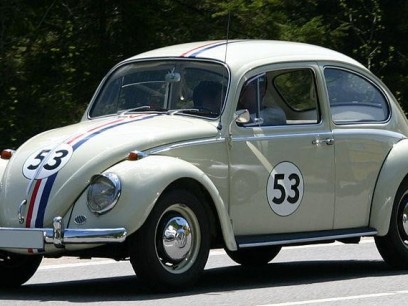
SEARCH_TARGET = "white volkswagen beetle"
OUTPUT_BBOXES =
[1,40,408,291]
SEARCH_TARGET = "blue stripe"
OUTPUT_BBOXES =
[188,40,242,58]
[35,173,57,228]
[188,41,228,57]
[34,114,159,227]
[72,114,158,151]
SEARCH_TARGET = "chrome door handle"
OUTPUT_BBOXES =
[312,138,334,146]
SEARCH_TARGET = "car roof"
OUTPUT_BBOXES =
[128,40,366,71]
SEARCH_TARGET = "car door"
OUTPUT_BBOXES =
[229,63,336,236]
[323,66,402,229]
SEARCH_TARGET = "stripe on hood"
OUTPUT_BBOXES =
[25,114,158,230]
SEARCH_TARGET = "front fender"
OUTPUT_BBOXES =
[0,159,8,180]
[69,155,237,251]
[370,139,408,235]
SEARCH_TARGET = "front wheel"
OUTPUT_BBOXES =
[0,251,42,287]
[129,189,211,292]
[375,180,408,268]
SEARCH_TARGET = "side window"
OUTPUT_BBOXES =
[324,68,389,123]
[237,68,319,127]
[273,69,319,124]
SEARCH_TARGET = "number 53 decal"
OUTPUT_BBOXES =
[23,144,73,179]
[267,161,304,216]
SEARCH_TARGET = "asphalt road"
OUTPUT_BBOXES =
[1,238,408,305]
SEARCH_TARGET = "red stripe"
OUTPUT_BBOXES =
[26,180,42,228]
[180,41,221,57]
[66,118,125,145]
[24,115,149,233]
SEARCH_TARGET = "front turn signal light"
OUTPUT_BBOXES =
[127,151,146,161]
[1,149,14,160]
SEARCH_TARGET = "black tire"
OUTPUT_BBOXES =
[375,180,408,268]
[225,246,281,266]
[0,251,42,287]
[129,189,211,292]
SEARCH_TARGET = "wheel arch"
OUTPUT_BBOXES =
[108,155,237,251]
[161,178,226,249]
[370,139,408,235]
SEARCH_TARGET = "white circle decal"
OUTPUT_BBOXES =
[23,143,73,179]
[267,161,304,216]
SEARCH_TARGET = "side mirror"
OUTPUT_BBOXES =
[234,109,251,124]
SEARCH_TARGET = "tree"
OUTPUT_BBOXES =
[1,0,408,149]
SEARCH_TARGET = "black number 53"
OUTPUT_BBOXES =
[27,149,69,171]
[271,173,301,205]
[23,144,73,179]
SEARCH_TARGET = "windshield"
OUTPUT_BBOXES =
[89,60,229,118]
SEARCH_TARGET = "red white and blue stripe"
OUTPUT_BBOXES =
[25,114,157,230]
[180,40,241,58]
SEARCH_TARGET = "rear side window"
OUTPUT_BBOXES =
[324,68,389,123]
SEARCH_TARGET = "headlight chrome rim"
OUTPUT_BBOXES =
[87,173,121,215]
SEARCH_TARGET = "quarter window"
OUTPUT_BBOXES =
[324,68,389,123]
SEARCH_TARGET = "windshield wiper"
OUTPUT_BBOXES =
[119,107,218,117]
[168,108,219,118]
[118,106,166,115]
[167,108,200,115]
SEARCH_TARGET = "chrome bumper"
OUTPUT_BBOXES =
[0,217,127,249]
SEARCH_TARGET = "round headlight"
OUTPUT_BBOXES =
[87,173,121,215]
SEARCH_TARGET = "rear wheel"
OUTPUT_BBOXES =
[226,246,281,266]
[129,189,211,292]
[0,251,42,287]
[375,180,408,268]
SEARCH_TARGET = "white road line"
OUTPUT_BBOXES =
[38,238,375,270]
[283,238,374,250]
[39,249,226,270]
[38,259,121,270]
[259,291,408,306]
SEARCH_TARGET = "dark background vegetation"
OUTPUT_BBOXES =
[1,0,408,149]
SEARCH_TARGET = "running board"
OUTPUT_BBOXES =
[236,227,377,248]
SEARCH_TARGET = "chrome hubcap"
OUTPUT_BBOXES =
[162,216,192,262]
[155,204,201,274]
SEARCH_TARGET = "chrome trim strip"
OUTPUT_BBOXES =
[238,230,378,248]
[230,131,333,143]
[149,137,226,154]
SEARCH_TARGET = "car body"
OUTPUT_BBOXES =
[1,40,408,291]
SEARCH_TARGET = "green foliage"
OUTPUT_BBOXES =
[339,0,388,70]
[1,0,408,149]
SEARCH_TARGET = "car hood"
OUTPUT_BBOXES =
[0,114,219,228]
